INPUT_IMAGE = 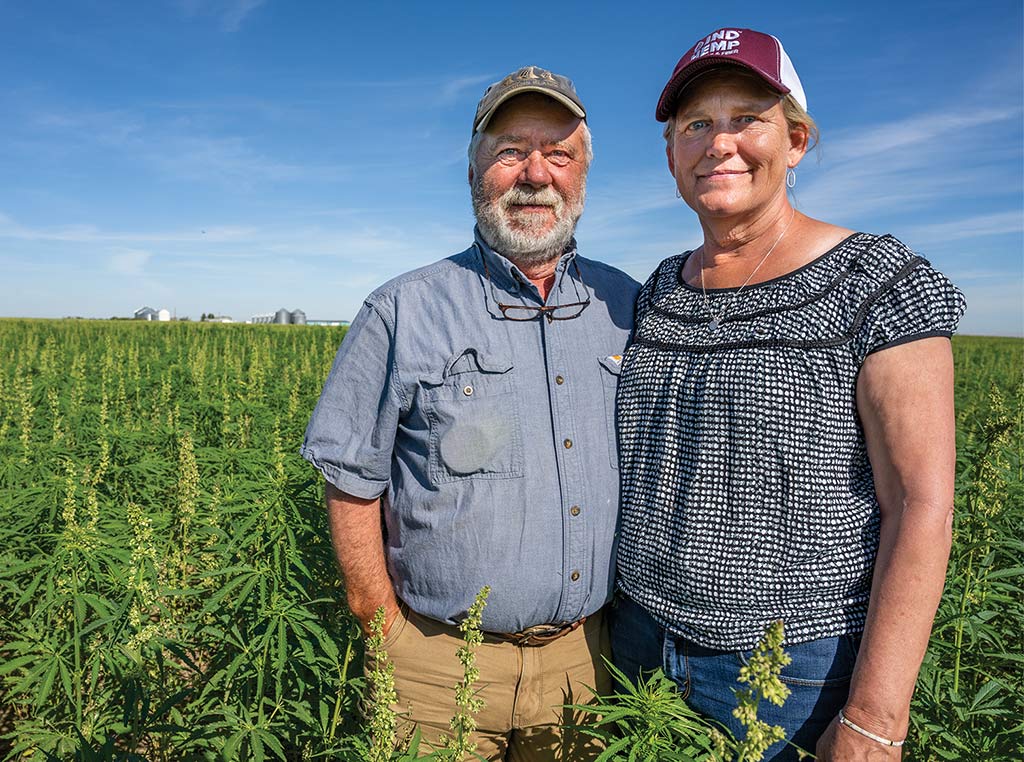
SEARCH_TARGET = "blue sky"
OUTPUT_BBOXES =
[2,0,1021,335]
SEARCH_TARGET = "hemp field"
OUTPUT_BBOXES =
[0,320,1020,760]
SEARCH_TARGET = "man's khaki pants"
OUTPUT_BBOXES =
[368,605,611,761]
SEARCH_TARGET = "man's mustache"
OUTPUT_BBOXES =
[500,187,563,209]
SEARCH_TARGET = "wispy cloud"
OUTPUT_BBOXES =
[0,209,467,271]
[145,135,348,188]
[819,108,1015,164]
[221,0,265,31]
[0,213,257,244]
[904,211,1023,246]
[107,249,153,275]
[438,74,496,105]
[19,103,349,190]
[31,108,145,142]
[797,100,1022,224]
[176,0,266,32]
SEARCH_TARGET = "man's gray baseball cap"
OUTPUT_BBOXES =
[473,65,586,133]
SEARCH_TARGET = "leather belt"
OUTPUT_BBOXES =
[488,616,587,647]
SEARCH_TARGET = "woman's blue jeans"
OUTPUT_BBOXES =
[610,593,860,762]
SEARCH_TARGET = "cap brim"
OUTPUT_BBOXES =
[474,87,586,133]
[655,58,791,122]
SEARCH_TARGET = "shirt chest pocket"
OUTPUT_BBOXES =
[420,348,524,484]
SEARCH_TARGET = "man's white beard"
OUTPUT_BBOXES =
[472,179,585,268]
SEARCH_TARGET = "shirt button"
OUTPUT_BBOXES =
[463,385,474,396]
[555,375,565,385]
[570,570,580,582]
[563,438,573,449]
[570,505,581,516]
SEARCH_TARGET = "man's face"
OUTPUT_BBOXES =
[470,94,588,267]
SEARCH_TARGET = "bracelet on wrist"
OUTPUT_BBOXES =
[837,709,905,748]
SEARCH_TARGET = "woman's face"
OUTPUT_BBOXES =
[667,72,807,222]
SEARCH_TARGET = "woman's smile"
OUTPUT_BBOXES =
[698,169,751,182]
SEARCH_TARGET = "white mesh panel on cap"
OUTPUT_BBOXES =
[772,35,807,110]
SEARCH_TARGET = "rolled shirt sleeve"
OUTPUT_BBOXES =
[300,300,402,499]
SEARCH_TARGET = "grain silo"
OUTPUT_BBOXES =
[290,309,307,325]
[274,308,290,324]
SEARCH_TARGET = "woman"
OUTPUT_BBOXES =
[612,27,965,761]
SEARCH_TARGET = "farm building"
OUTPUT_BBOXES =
[134,306,171,321]
[250,308,308,325]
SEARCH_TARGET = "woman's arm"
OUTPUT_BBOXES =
[816,336,956,760]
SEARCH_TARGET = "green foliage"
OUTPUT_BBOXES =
[365,608,398,762]
[0,319,357,760]
[444,586,489,759]
[0,323,1019,760]
[568,660,724,761]
[731,621,789,761]
[908,337,1024,760]
[568,621,812,762]
[349,590,490,762]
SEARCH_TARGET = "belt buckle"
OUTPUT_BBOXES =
[513,624,564,646]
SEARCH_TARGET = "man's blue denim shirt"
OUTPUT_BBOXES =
[301,229,639,632]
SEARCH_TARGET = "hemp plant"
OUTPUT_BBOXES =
[365,607,399,762]
[910,374,1024,759]
[356,589,491,762]
[566,660,723,760]
[442,585,490,760]
[731,619,792,761]
[566,619,805,761]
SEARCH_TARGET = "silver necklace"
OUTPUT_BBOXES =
[699,210,796,332]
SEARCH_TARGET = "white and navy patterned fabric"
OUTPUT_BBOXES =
[615,233,966,650]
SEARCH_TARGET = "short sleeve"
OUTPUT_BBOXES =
[299,299,402,499]
[855,259,966,363]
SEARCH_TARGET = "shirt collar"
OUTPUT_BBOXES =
[473,227,579,298]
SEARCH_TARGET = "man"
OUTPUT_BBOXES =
[301,66,639,760]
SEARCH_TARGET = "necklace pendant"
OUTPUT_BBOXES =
[708,317,720,332]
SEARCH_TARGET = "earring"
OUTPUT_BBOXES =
[675,187,682,198]
[786,169,796,189]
